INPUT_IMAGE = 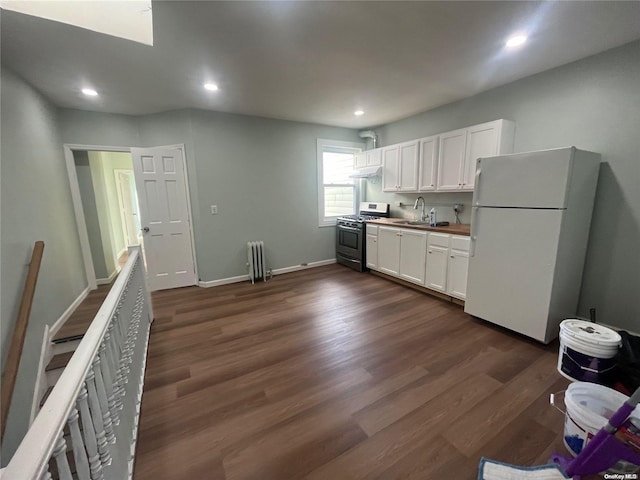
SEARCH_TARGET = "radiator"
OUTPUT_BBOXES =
[247,241,267,284]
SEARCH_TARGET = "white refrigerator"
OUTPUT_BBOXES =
[464,147,601,344]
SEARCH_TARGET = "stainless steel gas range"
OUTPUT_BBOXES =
[336,202,390,272]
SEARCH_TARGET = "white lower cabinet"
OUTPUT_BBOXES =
[366,224,379,269]
[378,227,401,276]
[425,233,450,292]
[371,227,470,300]
[398,229,427,284]
[377,226,427,284]
[447,236,470,300]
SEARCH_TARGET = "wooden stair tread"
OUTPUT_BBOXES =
[52,282,114,342]
[39,385,54,407]
[51,333,84,344]
[46,351,74,372]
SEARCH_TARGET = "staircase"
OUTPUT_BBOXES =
[36,252,130,418]
[3,245,153,480]
[37,283,116,416]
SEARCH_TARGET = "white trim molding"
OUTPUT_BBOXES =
[197,259,336,288]
[198,275,249,288]
[96,266,120,286]
[30,326,51,424]
[272,258,336,276]
[49,287,91,338]
[316,138,364,227]
[64,143,200,293]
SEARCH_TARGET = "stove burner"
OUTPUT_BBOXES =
[337,214,383,223]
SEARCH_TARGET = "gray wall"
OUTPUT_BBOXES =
[58,108,361,282]
[0,69,86,462]
[367,40,640,331]
[187,109,361,280]
[74,151,109,279]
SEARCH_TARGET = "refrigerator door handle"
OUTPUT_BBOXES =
[474,163,482,205]
[470,206,478,257]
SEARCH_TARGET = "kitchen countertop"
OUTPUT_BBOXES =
[367,218,471,236]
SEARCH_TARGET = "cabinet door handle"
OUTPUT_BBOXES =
[450,255,454,258]
[428,250,432,254]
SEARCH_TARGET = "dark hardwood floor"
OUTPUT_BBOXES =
[134,264,575,480]
[54,252,129,341]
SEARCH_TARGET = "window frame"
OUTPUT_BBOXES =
[317,138,365,227]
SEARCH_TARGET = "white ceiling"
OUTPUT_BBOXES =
[2,1,640,128]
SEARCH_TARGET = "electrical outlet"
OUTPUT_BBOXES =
[394,201,402,207]
[210,205,218,215]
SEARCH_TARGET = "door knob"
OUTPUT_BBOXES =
[142,227,150,233]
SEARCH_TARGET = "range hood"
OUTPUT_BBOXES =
[349,165,382,178]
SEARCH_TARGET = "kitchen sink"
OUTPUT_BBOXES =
[392,220,431,226]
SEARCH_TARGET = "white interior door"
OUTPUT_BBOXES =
[131,147,196,291]
[115,170,140,246]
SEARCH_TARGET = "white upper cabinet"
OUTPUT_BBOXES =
[398,140,420,192]
[418,135,439,192]
[437,129,467,191]
[382,140,420,192]
[437,119,515,191]
[366,148,382,167]
[382,146,400,192]
[376,119,514,193]
[462,119,515,191]
[354,148,381,169]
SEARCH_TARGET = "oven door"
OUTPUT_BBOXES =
[336,224,365,271]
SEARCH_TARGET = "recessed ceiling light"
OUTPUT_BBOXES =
[204,83,219,91]
[82,88,98,96]
[505,35,527,48]
[354,110,364,116]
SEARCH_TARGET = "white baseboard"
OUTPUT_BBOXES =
[198,274,250,288]
[49,287,90,337]
[30,325,50,424]
[272,258,336,276]
[197,258,336,288]
[96,267,119,286]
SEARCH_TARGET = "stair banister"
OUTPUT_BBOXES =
[1,241,45,440]
[2,246,153,480]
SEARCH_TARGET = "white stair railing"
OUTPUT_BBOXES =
[1,246,153,480]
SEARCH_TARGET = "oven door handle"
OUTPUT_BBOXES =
[338,225,361,233]
[340,256,361,264]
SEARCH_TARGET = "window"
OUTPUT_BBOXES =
[317,139,364,226]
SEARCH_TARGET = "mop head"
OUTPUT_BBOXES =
[478,458,569,479]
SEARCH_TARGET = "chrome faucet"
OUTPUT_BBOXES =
[414,196,427,221]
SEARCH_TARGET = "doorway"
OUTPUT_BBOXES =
[64,144,198,291]
[73,150,137,285]
[114,169,141,249]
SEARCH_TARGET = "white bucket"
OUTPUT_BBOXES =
[563,382,640,474]
[557,319,621,383]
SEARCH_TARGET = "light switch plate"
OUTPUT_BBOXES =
[210,205,218,215]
